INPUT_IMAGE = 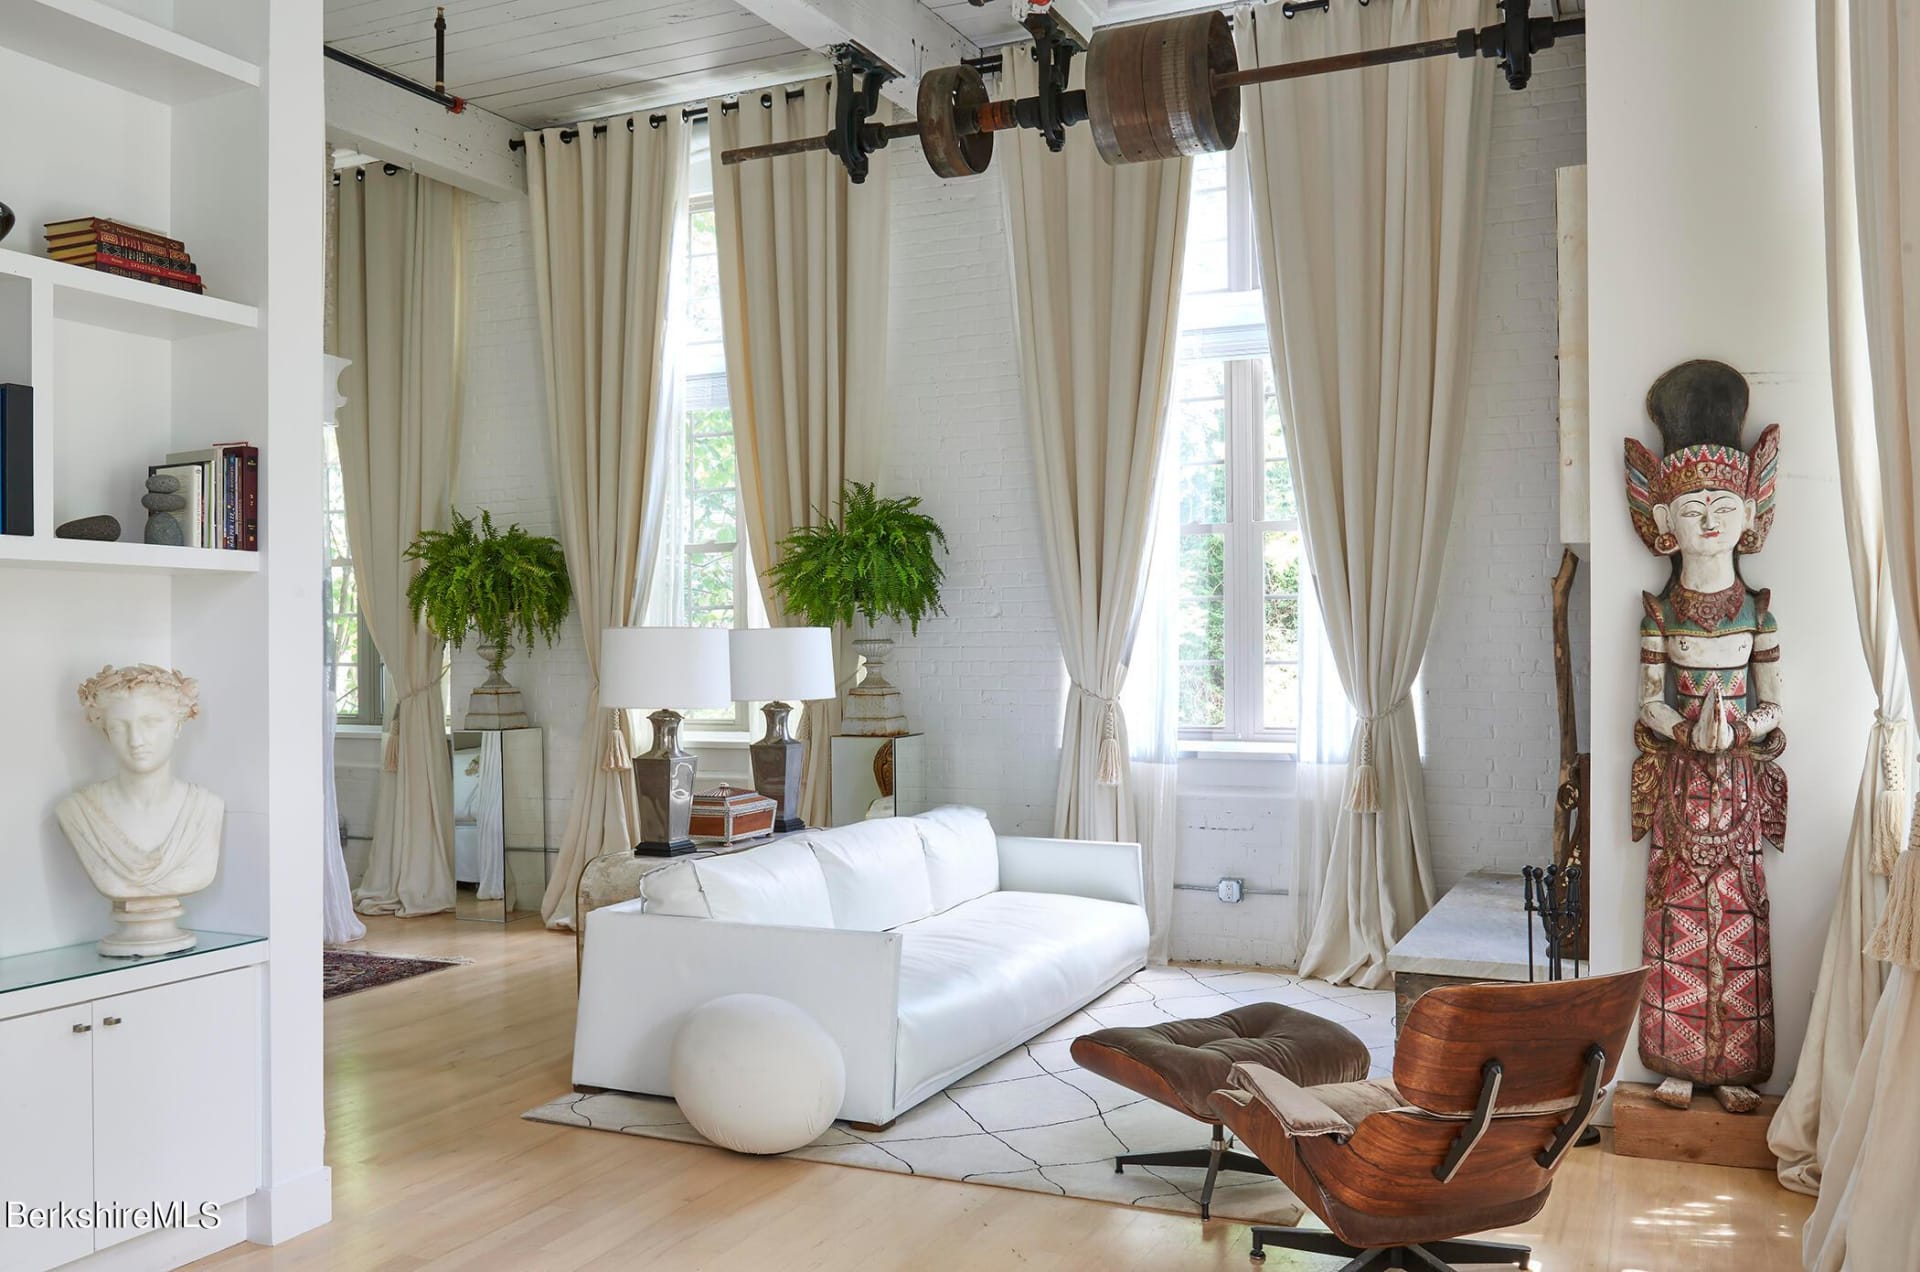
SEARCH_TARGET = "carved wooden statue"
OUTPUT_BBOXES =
[1624,359,1785,1115]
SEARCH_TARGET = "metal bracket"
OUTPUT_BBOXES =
[1535,1045,1605,1170]
[1456,0,1564,90]
[1434,1058,1503,1183]
[1022,12,1080,152]
[824,43,899,184]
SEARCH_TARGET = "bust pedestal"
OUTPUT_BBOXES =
[100,896,197,957]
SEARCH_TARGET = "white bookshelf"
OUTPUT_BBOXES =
[5,0,260,104]
[0,2,328,1268]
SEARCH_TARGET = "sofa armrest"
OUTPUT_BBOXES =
[1226,1063,1354,1139]
[994,835,1144,907]
[573,910,904,1125]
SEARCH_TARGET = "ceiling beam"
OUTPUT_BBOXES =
[734,0,981,109]
[324,57,525,203]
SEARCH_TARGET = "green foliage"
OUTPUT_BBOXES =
[765,481,949,634]
[405,509,572,672]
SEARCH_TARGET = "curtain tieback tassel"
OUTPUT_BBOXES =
[1096,700,1124,788]
[380,685,439,772]
[1871,711,1910,877]
[1865,816,1920,970]
[603,715,634,772]
[1346,697,1410,814]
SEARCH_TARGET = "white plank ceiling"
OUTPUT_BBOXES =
[323,0,831,127]
[325,0,1582,130]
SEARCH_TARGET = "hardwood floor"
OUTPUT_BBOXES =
[196,915,1812,1272]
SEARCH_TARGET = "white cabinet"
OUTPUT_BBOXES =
[0,968,259,1270]
[92,970,259,1249]
[0,1003,96,1272]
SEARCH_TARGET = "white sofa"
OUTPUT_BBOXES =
[573,806,1148,1126]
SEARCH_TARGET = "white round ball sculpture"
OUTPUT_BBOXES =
[670,994,846,1155]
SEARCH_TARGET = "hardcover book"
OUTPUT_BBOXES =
[43,217,187,253]
[146,463,206,548]
[0,384,32,537]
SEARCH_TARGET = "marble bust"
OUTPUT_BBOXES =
[55,664,224,957]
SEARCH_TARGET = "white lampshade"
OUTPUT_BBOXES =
[599,627,732,711]
[729,627,837,701]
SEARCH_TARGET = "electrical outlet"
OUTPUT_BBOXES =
[1217,877,1244,904]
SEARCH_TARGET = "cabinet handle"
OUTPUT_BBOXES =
[102,1016,123,1027]
[72,1023,91,1034]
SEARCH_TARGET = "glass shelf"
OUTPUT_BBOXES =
[0,929,265,996]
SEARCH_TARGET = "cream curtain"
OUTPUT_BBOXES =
[333,168,467,918]
[1805,1,1920,1266]
[528,116,689,928]
[709,82,890,828]
[1768,0,1910,1196]
[1001,56,1189,931]
[1240,0,1492,987]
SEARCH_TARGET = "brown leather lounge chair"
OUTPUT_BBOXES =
[1209,968,1648,1271]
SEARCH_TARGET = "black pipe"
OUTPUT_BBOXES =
[507,89,802,152]
[325,45,466,114]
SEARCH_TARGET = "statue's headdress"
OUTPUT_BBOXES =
[77,664,200,727]
[1624,359,1780,556]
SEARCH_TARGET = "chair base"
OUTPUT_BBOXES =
[1114,1123,1272,1220]
[1248,1226,1531,1270]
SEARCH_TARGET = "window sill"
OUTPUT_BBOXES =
[686,732,752,749]
[1179,738,1297,761]
[337,723,385,737]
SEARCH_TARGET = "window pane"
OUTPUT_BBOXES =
[685,550,735,628]
[687,428,736,489]
[685,206,723,340]
[1179,532,1226,728]
[1182,150,1231,295]
[1177,360,1228,524]
[1263,662,1300,733]
[688,489,736,545]
[1261,367,1296,522]
[1263,530,1301,660]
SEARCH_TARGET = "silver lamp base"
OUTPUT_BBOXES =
[750,702,808,833]
[634,708,698,856]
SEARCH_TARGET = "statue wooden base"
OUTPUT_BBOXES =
[1611,1081,1780,1171]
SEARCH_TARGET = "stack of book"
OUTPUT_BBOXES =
[151,442,259,551]
[43,217,206,295]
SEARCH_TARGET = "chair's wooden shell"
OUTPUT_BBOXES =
[1215,969,1647,1250]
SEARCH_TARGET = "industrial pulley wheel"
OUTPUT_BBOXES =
[917,64,994,179]
[1086,10,1241,166]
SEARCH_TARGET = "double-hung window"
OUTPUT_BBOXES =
[647,125,759,731]
[1174,149,1302,745]
[324,428,382,726]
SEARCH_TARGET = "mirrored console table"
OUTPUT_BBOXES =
[450,728,547,922]
[829,733,927,827]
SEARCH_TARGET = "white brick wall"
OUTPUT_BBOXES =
[880,147,1065,835]
[1421,44,1590,890]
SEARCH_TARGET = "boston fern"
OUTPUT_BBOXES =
[766,481,949,634]
[405,509,572,669]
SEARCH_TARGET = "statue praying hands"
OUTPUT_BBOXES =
[1624,360,1787,1115]
[55,665,225,957]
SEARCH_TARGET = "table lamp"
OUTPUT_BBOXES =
[729,627,837,832]
[600,627,732,855]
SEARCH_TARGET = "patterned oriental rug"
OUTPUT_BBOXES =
[323,948,469,1000]
[525,966,1395,1224]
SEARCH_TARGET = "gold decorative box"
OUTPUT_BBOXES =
[688,784,778,844]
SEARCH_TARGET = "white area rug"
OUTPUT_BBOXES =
[526,964,1398,1223]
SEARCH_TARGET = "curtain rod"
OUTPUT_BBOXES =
[505,54,1004,154]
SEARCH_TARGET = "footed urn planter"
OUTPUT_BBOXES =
[842,636,908,736]
[465,643,530,729]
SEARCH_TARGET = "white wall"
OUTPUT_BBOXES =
[1586,0,1868,1092]
[1423,43,1590,889]
[880,146,1066,836]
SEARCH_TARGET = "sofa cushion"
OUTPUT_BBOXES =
[801,819,935,931]
[910,805,1000,912]
[694,839,835,927]
[891,890,1148,1103]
